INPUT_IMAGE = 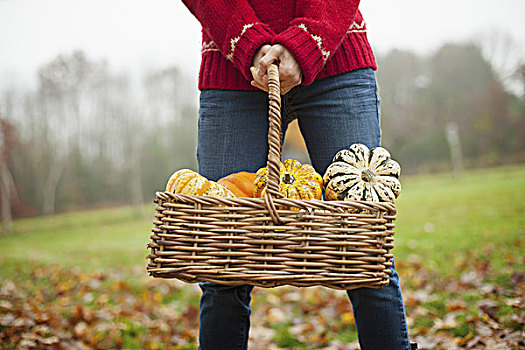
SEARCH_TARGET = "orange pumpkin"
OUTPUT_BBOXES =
[217,171,257,198]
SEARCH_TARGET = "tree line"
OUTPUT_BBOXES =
[376,42,525,173]
[0,40,524,222]
[0,51,198,222]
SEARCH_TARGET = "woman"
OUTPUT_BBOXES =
[181,1,413,349]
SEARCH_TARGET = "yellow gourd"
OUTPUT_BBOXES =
[253,159,323,200]
[165,169,235,197]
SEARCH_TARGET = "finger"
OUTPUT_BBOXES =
[280,76,302,94]
[279,77,300,94]
[261,73,269,85]
[250,66,268,87]
[258,45,284,76]
[251,44,272,77]
[251,80,269,92]
[253,44,271,64]
[250,66,259,81]
[259,44,271,56]
[280,84,292,95]
[251,79,268,90]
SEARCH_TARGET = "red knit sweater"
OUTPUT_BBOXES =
[182,0,377,90]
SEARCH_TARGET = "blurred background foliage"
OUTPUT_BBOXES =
[0,39,524,219]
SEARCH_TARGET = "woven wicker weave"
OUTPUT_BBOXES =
[147,64,396,290]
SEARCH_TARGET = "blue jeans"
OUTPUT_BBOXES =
[197,69,411,349]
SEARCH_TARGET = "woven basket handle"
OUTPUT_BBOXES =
[264,64,283,224]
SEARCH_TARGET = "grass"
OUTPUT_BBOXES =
[394,164,525,275]
[0,205,153,273]
[2,164,523,276]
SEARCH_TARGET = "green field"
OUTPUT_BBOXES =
[1,165,524,349]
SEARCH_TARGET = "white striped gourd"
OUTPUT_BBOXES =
[323,144,401,202]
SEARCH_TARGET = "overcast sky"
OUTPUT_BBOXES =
[1,0,524,89]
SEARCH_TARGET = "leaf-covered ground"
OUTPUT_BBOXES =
[1,251,523,349]
[1,165,524,349]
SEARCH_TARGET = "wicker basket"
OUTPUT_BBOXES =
[147,64,396,290]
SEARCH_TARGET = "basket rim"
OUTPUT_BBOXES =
[155,191,396,215]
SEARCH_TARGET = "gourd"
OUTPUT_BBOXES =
[217,171,257,198]
[323,144,401,202]
[165,169,235,197]
[253,159,323,200]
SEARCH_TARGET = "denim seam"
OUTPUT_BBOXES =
[391,261,411,349]
[221,122,230,177]
[395,281,411,349]
[398,297,411,349]
[374,79,382,145]
[237,311,246,350]
[391,259,410,348]
[236,287,250,350]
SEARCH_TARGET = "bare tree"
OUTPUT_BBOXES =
[37,51,109,214]
[475,29,524,94]
[0,119,18,234]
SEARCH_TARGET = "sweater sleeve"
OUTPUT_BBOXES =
[271,1,361,85]
[181,0,275,81]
